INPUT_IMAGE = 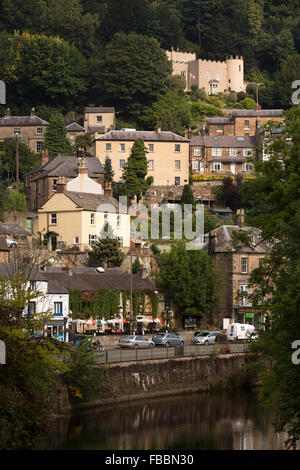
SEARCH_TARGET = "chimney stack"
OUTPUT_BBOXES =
[137,265,147,278]
[41,149,49,166]
[31,107,35,116]
[208,231,218,254]
[56,176,66,193]
[157,127,161,134]
[256,105,262,111]
[104,182,113,197]
[5,107,10,117]
[236,208,245,228]
[78,155,88,175]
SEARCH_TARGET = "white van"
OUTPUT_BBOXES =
[227,323,257,341]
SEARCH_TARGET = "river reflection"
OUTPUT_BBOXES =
[52,389,287,450]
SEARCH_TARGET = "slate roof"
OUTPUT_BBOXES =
[66,122,85,132]
[87,126,106,134]
[206,117,234,124]
[84,107,115,114]
[202,225,271,254]
[0,224,31,237]
[61,191,121,212]
[231,109,283,117]
[41,267,155,292]
[95,130,190,142]
[27,155,104,180]
[0,115,49,126]
[203,136,257,148]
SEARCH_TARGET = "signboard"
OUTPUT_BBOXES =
[184,317,197,328]
[245,312,255,318]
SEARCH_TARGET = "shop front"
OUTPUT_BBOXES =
[234,308,263,329]
[45,318,68,342]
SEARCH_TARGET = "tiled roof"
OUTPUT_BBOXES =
[231,109,283,117]
[87,126,106,134]
[0,115,49,126]
[190,136,205,146]
[62,191,121,212]
[95,130,190,142]
[66,122,85,132]
[27,155,104,180]
[0,224,31,236]
[84,107,115,113]
[202,225,271,254]
[41,268,155,292]
[206,117,234,124]
[203,136,257,148]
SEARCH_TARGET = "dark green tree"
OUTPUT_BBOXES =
[123,139,149,202]
[104,156,115,185]
[100,33,171,118]
[274,54,300,108]
[181,184,195,206]
[43,113,72,158]
[90,223,125,267]
[156,241,220,320]
[0,139,39,185]
[241,106,300,448]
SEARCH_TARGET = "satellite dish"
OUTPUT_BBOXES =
[96,267,105,273]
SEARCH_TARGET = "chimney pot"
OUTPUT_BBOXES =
[41,149,49,166]
[236,208,245,227]
[104,182,113,197]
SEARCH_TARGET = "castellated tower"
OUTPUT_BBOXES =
[226,56,245,93]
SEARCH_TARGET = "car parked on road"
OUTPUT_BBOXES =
[152,332,184,347]
[119,335,155,349]
[191,331,220,345]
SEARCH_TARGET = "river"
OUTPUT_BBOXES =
[52,388,287,450]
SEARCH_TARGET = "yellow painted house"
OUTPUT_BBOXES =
[38,184,130,251]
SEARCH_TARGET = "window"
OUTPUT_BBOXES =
[199,161,204,173]
[28,301,36,317]
[52,179,58,191]
[194,147,201,156]
[175,160,181,170]
[240,284,252,306]
[148,160,154,170]
[241,257,248,273]
[148,144,154,152]
[239,65,241,72]
[119,159,125,168]
[97,116,102,122]
[181,71,186,78]
[51,213,57,225]
[90,213,95,225]
[30,281,37,291]
[175,144,181,153]
[36,127,43,135]
[74,236,79,244]
[89,234,96,245]
[106,143,111,151]
[118,236,123,246]
[206,72,210,80]
[54,302,63,316]
[117,215,121,227]
[212,148,222,157]
[36,141,43,153]
[104,212,108,222]
[14,128,20,136]
[243,162,253,171]
[212,162,222,171]
[243,148,252,157]
[259,258,264,267]
[192,160,199,170]
[244,120,250,128]
[230,148,236,156]
[175,177,180,186]
[70,134,75,140]
[119,143,125,152]
[217,124,223,133]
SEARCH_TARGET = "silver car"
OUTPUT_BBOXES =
[152,332,184,347]
[119,335,155,349]
[191,331,220,345]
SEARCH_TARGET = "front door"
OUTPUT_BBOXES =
[51,235,57,251]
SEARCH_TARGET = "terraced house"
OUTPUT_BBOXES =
[94,129,190,187]
[0,107,48,153]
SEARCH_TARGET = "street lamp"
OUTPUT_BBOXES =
[15,131,20,192]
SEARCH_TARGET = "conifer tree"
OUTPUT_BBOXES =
[43,112,72,158]
[90,223,125,267]
[104,156,115,184]
[123,138,149,202]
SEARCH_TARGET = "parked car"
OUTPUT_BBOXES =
[226,323,257,341]
[6,239,18,248]
[152,332,184,347]
[119,335,155,349]
[191,331,220,345]
[73,334,104,351]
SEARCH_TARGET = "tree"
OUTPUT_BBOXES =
[274,54,300,108]
[103,156,115,185]
[74,134,93,152]
[240,106,300,448]
[141,90,191,134]
[90,223,125,267]
[100,33,171,118]
[0,138,39,186]
[43,113,72,158]
[156,241,220,320]
[1,31,87,109]
[123,139,149,202]
[181,184,194,206]
[217,176,243,212]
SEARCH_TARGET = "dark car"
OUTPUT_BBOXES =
[152,332,184,347]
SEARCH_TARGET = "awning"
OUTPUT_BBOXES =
[85,319,97,325]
